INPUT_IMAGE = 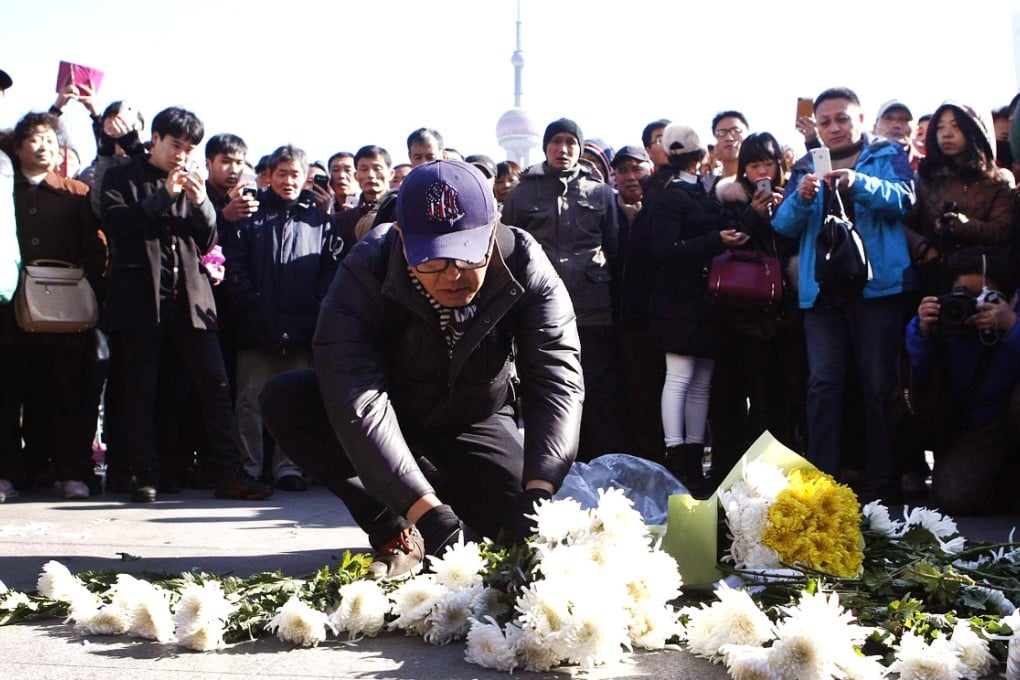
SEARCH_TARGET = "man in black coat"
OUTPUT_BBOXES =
[100,106,272,503]
[261,160,584,579]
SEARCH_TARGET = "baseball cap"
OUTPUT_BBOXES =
[660,123,705,156]
[0,69,12,91]
[612,145,651,167]
[877,99,913,120]
[396,159,497,266]
[465,154,497,179]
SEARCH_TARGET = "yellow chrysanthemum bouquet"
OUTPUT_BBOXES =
[662,432,863,587]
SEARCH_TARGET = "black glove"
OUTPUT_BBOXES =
[513,487,553,542]
[415,504,464,558]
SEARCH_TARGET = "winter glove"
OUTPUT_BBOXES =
[513,487,553,542]
[415,504,464,558]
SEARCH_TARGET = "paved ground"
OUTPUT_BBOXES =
[0,485,731,680]
[1,484,1017,680]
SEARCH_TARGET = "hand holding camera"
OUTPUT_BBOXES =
[920,286,1016,338]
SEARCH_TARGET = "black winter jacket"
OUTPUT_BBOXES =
[224,191,341,351]
[312,223,584,516]
[500,163,618,327]
[647,174,730,357]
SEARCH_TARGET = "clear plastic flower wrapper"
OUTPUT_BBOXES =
[554,453,689,525]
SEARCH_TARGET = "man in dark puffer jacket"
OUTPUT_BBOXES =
[262,160,584,579]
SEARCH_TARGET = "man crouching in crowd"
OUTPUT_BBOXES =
[262,159,584,579]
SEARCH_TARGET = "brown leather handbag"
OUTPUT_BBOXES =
[14,259,98,333]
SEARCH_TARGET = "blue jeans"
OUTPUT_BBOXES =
[803,295,903,494]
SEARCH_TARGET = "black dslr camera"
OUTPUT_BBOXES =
[937,286,1000,332]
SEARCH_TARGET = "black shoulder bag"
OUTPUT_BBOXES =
[814,180,871,293]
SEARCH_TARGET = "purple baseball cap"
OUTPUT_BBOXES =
[396,159,497,266]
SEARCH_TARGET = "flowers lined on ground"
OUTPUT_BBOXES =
[0,489,681,674]
[721,462,863,578]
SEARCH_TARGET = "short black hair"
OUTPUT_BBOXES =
[944,247,1017,296]
[641,119,671,149]
[354,145,392,168]
[151,106,204,145]
[711,110,748,134]
[101,101,145,131]
[309,160,327,174]
[255,154,270,174]
[13,111,59,147]
[327,151,353,169]
[496,160,521,181]
[267,144,307,173]
[814,87,861,111]
[406,127,443,152]
[205,133,247,160]
[918,113,933,124]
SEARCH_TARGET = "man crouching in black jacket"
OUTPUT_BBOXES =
[262,159,583,579]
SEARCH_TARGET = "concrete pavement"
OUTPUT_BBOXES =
[0,485,732,680]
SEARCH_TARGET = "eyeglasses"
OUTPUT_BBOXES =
[413,254,491,275]
[714,126,746,139]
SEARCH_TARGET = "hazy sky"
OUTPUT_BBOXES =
[1,0,1016,170]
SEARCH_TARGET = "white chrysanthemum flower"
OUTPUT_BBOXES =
[781,590,870,651]
[887,630,962,680]
[122,579,174,643]
[722,489,782,570]
[563,597,631,669]
[265,595,331,647]
[428,539,485,590]
[330,580,389,639]
[37,561,92,603]
[767,627,836,680]
[0,590,31,611]
[532,542,603,585]
[741,460,790,497]
[949,620,996,679]
[515,580,573,640]
[464,617,517,671]
[937,534,967,555]
[173,581,234,651]
[627,602,682,650]
[177,624,226,652]
[903,506,958,539]
[720,644,778,680]
[834,651,887,680]
[0,579,7,594]
[511,624,563,672]
[861,499,902,537]
[469,586,510,622]
[624,549,683,606]
[963,586,1017,616]
[424,585,479,645]
[682,583,775,661]
[593,487,648,539]
[530,496,594,546]
[75,606,132,636]
[388,575,447,635]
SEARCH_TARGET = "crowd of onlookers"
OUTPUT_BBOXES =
[1,63,1019,515]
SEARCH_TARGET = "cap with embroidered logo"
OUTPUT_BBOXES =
[396,159,497,266]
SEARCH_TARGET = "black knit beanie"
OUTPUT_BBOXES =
[543,118,583,148]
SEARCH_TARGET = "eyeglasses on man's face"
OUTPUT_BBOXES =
[413,254,491,275]
[714,126,746,139]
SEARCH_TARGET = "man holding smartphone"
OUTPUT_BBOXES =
[772,87,915,504]
[101,106,273,503]
[224,144,342,492]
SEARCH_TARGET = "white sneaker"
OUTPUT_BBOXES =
[0,479,17,501]
[62,480,90,500]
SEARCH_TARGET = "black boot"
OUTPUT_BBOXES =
[666,444,711,499]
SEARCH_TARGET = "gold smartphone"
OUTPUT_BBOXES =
[796,97,814,121]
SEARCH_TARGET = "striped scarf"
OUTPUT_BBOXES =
[408,268,477,353]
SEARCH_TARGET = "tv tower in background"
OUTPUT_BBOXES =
[496,0,540,167]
